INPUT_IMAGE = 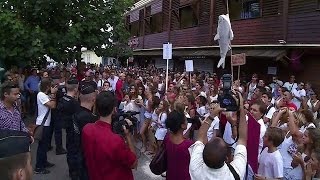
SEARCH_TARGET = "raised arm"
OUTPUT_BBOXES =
[237,92,247,146]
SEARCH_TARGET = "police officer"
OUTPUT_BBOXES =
[72,84,98,180]
[48,76,67,154]
[56,78,80,179]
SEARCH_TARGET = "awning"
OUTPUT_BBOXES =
[133,48,287,60]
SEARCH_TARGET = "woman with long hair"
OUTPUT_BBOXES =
[139,87,160,153]
[306,92,320,120]
[153,100,169,150]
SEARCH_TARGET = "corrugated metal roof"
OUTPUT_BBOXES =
[130,0,155,11]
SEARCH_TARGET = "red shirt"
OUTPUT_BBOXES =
[82,120,136,180]
[115,80,124,101]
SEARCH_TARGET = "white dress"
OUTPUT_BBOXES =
[154,112,167,141]
[307,99,319,119]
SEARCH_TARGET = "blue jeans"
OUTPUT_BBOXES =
[36,126,51,169]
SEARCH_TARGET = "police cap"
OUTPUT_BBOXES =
[0,129,31,158]
[80,85,95,95]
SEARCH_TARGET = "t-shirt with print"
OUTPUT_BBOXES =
[36,92,51,126]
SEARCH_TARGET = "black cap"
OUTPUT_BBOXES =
[80,85,95,94]
[0,129,31,158]
[67,78,79,85]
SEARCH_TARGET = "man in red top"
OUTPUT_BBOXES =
[283,88,298,111]
[81,91,137,180]
[115,73,125,105]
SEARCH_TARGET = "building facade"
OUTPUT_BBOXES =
[126,0,320,89]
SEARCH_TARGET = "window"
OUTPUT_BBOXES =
[179,6,199,29]
[129,21,140,37]
[229,0,261,20]
[150,13,163,33]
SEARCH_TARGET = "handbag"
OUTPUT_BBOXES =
[33,109,50,141]
[149,142,167,175]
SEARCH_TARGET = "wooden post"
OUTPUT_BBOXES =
[283,0,289,42]
[168,0,172,42]
[209,0,216,44]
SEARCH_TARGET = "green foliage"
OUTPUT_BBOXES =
[0,0,133,65]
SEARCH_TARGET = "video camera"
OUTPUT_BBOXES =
[112,111,140,136]
[217,74,239,111]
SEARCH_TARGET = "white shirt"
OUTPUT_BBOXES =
[197,106,207,117]
[257,119,267,158]
[283,82,298,92]
[189,141,247,180]
[108,76,119,91]
[36,92,51,126]
[207,116,220,141]
[265,106,276,120]
[258,148,284,179]
[292,88,306,109]
[223,121,236,149]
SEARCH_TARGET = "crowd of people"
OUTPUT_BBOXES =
[1,63,320,180]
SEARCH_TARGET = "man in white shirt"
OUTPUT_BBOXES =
[291,82,306,109]
[107,71,119,91]
[189,93,247,180]
[249,101,267,158]
[261,92,276,126]
[35,78,57,174]
[283,75,297,92]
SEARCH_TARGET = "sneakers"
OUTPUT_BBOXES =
[34,168,50,174]
[44,161,55,168]
[56,148,67,155]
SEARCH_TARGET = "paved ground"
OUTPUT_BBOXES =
[30,130,165,180]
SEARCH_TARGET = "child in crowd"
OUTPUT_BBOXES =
[256,127,285,180]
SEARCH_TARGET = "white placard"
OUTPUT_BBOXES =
[163,43,172,60]
[185,60,194,72]
[267,67,277,75]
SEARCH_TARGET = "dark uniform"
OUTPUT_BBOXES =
[56,79,80,179]
[70,85,98,180]
[48,82,67,154]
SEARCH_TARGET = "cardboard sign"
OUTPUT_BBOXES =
[231,53,246,66]
[163,43,172,60]
[185,60,194,72]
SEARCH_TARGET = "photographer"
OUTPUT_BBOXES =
[82,91,137,180]
[189,92,248,180]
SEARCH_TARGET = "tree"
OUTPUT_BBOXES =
[0,0,133,66]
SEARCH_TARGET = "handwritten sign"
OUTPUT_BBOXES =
[185,60,194,72]
[163,43,172,60]
[231,53,246,66]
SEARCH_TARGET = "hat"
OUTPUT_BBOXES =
[197,91,207,98]
[80,85,96,95]
[67,78,79,85]
[0,129,31,158]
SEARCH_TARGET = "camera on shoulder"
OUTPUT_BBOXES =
[217,74,239,111]
[112,111,140,136]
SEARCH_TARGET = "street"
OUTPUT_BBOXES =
[31,130,164,180]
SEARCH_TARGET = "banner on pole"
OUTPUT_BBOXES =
[185,60,194,72]
[231,53,246,66]
[163,43,172,60]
